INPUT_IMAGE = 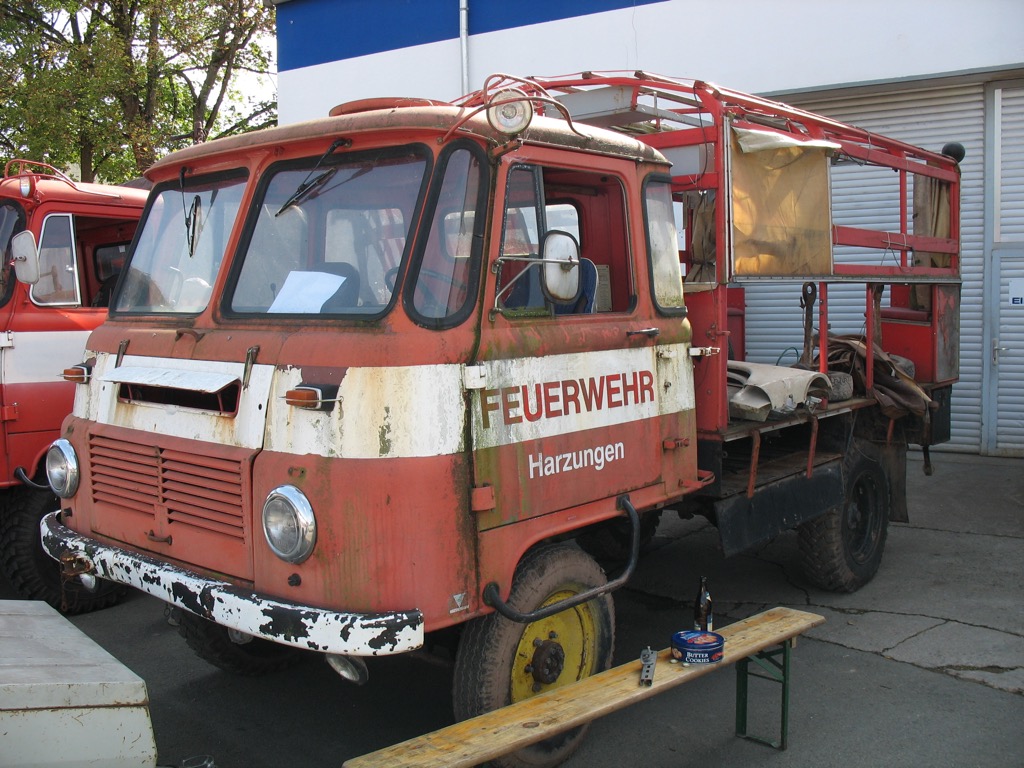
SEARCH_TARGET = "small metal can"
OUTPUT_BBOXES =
[670,630,725,664]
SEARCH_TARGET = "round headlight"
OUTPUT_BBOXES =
[46,438,79,498]
[262,485,316,564]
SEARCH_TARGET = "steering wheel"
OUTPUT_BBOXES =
[384,266,402,292]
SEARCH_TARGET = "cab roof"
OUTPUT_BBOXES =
[0,175,149,208]
[146,100,669,180]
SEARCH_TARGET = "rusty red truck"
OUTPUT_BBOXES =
[38,73,960,766]
[0,160,145,612]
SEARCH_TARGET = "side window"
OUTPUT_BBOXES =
[31,213,81,306]
[95,243,130,281]
[0,202,26,308]
[408,145,486,325]
[645,177,686,313]
[546,203,580,242]
[496,165,628,316]
[90,241,132,308]
[497,166,543,311]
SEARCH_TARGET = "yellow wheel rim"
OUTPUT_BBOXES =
[509,589,599,703]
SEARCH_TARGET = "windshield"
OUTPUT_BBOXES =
[114,172,247,314]
[229,147,428,315]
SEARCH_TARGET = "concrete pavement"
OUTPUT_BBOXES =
[573,451,1024,767]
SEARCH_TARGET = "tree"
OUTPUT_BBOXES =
[0,1,276,183]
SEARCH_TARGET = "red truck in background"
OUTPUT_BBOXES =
[38,73,960,767]
[0,160,146,612]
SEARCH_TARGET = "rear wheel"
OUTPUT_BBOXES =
[452,543,614,768]
[177,612,306,676]
[0,487,124,614]
[799,442,890,592]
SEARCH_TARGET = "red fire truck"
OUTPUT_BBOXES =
[0,160,146,612]
[38,74,960,766]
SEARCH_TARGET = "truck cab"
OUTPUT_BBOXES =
[0,160,145,612]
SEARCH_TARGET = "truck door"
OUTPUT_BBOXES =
[2,209,135,483]
[470,159,695,532]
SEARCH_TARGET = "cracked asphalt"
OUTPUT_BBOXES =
[1,452,1020,767]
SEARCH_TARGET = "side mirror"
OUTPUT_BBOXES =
[540,230,581,303]
[11,230,40,285]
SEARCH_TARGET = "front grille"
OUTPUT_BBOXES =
[89,434,246,540]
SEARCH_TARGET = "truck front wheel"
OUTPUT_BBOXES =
[0,487,124,614]
[177,613,306,676]
[798,445,890,592]
[452,542,614,768]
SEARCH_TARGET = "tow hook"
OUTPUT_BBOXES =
[59,552,95,580]
[58,553,98,609]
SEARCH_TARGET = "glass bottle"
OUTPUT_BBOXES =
[693,575,713,631]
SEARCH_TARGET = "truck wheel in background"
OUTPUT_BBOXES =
[798,441,890,592]
[0,487,125,614]
[177,612,306,676]
[452,542,614,768]
[577,509,661,562]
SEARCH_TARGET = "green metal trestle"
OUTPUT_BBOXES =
[735,639,794,750]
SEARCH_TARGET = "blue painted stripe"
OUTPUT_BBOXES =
[277,0,666,72]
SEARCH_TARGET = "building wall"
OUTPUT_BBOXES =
[275,0,1023,124]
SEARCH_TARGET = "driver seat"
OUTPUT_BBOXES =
[319,262,361,312]
[555,258,599,314]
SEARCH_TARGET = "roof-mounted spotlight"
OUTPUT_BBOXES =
[486,89,533,136]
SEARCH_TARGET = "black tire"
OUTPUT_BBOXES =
[798,442,890,592]
[0,487,124,614]
[452,543,615,768]
[177,612,306,676]
[577,510,661,562]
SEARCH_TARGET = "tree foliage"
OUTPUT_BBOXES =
[0,1,276,183]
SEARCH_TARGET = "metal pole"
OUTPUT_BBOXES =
[460,0,470,94]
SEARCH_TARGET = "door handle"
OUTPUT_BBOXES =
[993,339,1009,366]
[627,327,660,338]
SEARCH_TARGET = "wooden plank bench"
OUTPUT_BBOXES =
[342,606,825,768]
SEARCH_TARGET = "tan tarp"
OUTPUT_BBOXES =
[730,127,835,277]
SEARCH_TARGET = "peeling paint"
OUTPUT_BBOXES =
[378,406,392,456]
[41,512,423,655]
[265,363,467,459]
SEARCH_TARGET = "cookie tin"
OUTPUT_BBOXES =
[670,630,725,664]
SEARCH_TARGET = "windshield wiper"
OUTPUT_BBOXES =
[184,194,202,258]
[179,168,200,258]
[276,137,351,217]
[276,167,338,217]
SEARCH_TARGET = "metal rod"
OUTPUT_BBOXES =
[482,496,641,624]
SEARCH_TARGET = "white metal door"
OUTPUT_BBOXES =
[985,82,1024,456]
